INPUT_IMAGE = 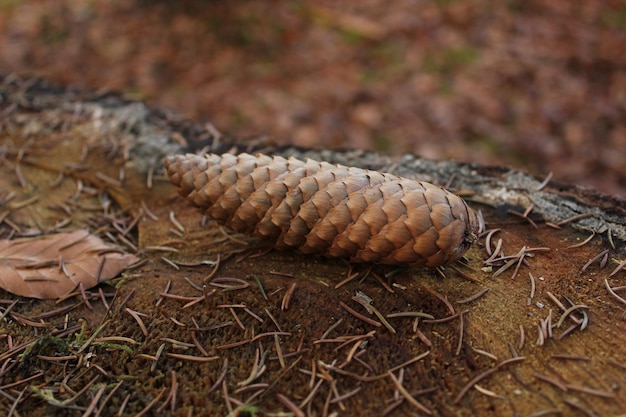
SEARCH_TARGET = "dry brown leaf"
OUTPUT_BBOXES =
[0,230,139,299]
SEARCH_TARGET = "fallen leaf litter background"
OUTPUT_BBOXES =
[0,0,624,195]
[0,75,625,417]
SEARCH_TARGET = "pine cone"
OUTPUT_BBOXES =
[164,153,478,267]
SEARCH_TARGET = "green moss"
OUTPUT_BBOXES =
[434,0,458,6]
[372,135,393,153]
[229,110,249,128]
[117,374,140,381]
[40,15,69,45]
[339,29,368,44]
[21,335,70,361]
[228,404,264,417]
[468,134,498,155]
[423,46,480,74]
[602,5,626,28]
[71,319,90,347]
[203,6,287,55]
[0,0,21,12]
[93,341,135,355]
[31,386,66,407]
[360,68,381,85]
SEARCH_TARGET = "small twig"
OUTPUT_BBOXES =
[456,288,489,304]
[605,279,626,305]
[454,357,525,404]
[388,371,432,415]
[282,282,297,311]
[339,301,381,328]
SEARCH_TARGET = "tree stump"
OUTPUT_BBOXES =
[0,75,625,416]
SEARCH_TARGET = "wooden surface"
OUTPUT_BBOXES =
[0,76,625,416]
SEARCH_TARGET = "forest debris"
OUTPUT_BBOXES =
[0,230,139,299]
[309,5,388,40]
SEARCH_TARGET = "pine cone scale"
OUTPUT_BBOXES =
[164,153,479,267]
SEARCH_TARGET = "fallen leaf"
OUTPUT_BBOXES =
[0,230,139,299]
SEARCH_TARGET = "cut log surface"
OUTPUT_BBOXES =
[0,76,625,417]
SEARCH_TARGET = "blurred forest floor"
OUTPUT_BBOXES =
[1,0,625,195]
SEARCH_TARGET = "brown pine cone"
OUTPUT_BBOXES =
[164,153,478,267]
